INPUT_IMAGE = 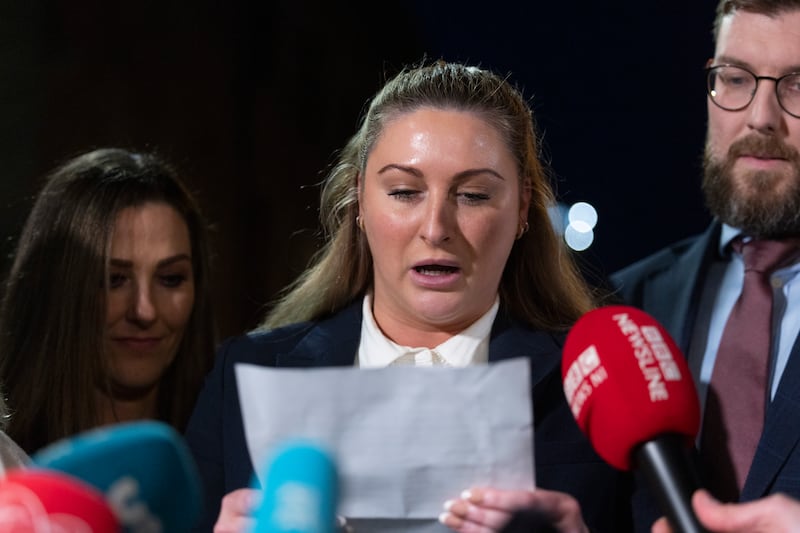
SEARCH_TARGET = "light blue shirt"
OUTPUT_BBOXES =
[691,224,800,415]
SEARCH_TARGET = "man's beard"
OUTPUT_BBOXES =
[702,134,800,238]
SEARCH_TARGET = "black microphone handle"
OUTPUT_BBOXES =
[499,508,558,533]
[635,433,708,533]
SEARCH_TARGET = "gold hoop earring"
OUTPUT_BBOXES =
[516,221,529,240]
[356,215,365,231]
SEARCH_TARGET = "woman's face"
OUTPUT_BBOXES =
[359,107,529,342]
[104,202,195,396]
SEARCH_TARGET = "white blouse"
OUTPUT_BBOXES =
[356,293,499,368]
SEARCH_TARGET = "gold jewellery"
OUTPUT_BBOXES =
[516,221,530,240]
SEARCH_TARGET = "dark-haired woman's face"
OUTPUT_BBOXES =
[103,202,195,399]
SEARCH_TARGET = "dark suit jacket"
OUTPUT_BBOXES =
[185,300,634,532]
[611,221,800,521]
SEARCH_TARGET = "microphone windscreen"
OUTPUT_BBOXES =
[0,469,119,532]
[32,420,202,532]
[253,439,338,533]
[562,305,700,470]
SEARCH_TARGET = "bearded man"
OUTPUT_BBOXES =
[611,1,800,530]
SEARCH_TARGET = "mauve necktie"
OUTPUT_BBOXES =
[701,238,800,501]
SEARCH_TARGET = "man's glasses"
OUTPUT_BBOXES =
[706,64,800,119]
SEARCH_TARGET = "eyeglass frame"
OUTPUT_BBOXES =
[705,63,800,119]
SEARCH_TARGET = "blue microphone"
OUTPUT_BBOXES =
[31,420,202,532]
[252,439,339,533]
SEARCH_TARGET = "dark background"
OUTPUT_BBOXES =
[0,2,716,340]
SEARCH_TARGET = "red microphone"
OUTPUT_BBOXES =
[562,305,706,533]
[0,469,120,532]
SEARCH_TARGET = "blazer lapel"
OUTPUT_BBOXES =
[487,313,562,388]
[742,334,800,499]
[276,300,563,382]
[641,224,719,354]
[275,301,363,367]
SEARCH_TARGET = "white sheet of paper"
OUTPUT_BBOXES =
[236,357,534,532]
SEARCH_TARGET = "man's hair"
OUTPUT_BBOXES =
[713,0,800,42]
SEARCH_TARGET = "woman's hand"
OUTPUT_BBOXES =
[212,488,351,533]
[438,487,589,533]
[652,490,800,533]
[213,488,260,533]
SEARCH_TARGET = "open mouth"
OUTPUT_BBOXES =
[413,264,459,275]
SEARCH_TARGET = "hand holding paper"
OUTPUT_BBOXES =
[236,357,535,533]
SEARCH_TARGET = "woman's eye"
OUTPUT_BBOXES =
[388,189,418,201]
[160,274,188,288]
[460,192,490,204]
[107,273,126,289]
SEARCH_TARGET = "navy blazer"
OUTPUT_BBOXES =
[611,221,800,519]
[185,301,634,532]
